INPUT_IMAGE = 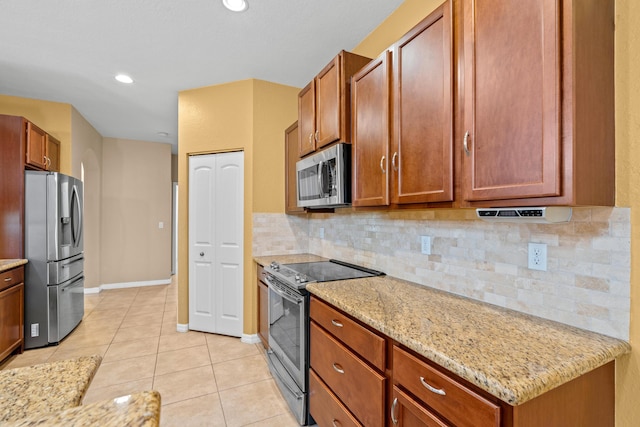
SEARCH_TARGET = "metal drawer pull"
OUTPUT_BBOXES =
[391,397,399,425]
[315,130,319,142]
[332,363,345,374]
[463,131,471,156]
[420,376,446,395]
[309,133,314,145]
[392,152,398,171]
[331,319,343,328]
[380,155,386,173]
[332,420,342,427]
[4,278,11,282]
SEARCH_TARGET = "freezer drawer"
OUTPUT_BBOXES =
[48,276,84,343]
[48,254,83,285]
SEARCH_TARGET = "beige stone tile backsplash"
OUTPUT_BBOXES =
[253,208,630,340]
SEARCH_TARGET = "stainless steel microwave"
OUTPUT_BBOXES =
[296,143,351,208]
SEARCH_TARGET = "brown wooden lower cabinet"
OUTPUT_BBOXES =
[309,296,615,427]
[0,266,25,363]
[256,264,268,349]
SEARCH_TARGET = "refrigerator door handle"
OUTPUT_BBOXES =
[71,184,83,248]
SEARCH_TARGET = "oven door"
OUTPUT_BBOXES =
[266,275,307,391]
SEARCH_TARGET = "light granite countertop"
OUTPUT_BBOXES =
[4,391,161,427]
[307,276,631,405]
[0,355,102,423]
[0,259,27,273]
[255,254,631,406]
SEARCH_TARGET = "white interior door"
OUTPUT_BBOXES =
[188,151,244,336]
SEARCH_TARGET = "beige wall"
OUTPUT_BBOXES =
[177,79,298,331]
[71,108,103,289]
[101,137,172,284]
[0,95,72,176]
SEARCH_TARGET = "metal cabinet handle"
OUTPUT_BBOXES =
[380,155,386,174]
[463,131,470,156]
[315,130,319,142]
[391,397,399,425]
[3,278,11,282]
[420,376,446,395]
[308,133,313,146]
[332,363,345,374]
[331,319,343,328]
[391,152,398,172]
[332,420,342,427]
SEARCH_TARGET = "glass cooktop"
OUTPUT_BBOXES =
[282,260,384,283]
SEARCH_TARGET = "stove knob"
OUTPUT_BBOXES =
[299,275,308,283]
[294,274,301,282]
[270,261,280,271]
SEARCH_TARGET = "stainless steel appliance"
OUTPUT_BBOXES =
[264,259,384,425]
[296,143,351,209]
[24,171,84,349]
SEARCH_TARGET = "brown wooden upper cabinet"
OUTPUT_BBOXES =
[25,121,47,170]
[25,120,60,172]
[352,2,453,207]
[298,51,372,158]
[285,121,306,214]
[461,0,615,206]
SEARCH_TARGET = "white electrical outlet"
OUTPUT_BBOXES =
[420,236,431,255]
[528,242,547,271]
[319,227,325,239]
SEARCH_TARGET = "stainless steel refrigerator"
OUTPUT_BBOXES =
[24,171,84,349]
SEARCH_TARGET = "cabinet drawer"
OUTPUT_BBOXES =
[393,346,500,427]
[392,385,448,427]
[256,264,266,284]
[0,266,24,292]
[310,321,385,427]
[310,297,385,370]
[310,369,362,427]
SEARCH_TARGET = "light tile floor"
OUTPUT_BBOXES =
[0,277,300,427]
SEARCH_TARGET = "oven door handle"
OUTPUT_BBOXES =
[265,277,304,304]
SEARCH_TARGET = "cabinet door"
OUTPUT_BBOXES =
[392,1,453,204]
[315,56,341,148]
[46,134,60,172]
[258,279,268,349]
[0,282,24,362]
[298,81,316,157]
[285,122,305,214]
[462,0,561,201]
[391,386,449,427]
[352,51,391,207]
[25,121,47,169]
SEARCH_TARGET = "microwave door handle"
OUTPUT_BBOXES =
[317,161,324,197]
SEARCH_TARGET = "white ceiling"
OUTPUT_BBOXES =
[0,0,404,153]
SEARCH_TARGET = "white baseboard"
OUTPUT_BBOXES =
[241,334,261,344]
[84,278,172,294]
[176,323,189,333]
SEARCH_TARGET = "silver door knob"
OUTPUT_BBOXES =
[200,252,204,256]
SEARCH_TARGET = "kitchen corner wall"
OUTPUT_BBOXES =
[253,207,631,341]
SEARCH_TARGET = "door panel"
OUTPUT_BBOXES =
[463,0,561,201]
[189,152,243,337]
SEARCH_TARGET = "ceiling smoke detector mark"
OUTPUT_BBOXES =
[528,242,547,271]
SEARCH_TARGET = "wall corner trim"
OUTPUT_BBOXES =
[241,334,261,344]
[176,323,189,333]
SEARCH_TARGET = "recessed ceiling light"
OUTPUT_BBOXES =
[115,74,134,84]
[223,0,248,12]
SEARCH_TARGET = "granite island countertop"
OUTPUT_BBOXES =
[0,355,103,423]
[307,275,631,405]
[5,391,161,427]
[0,259,27,273]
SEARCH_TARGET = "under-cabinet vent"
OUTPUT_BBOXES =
[476,207,572,224]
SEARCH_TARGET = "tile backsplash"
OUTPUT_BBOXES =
[253,208,630,340]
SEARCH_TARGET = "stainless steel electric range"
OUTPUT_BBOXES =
[263,259,385,425]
